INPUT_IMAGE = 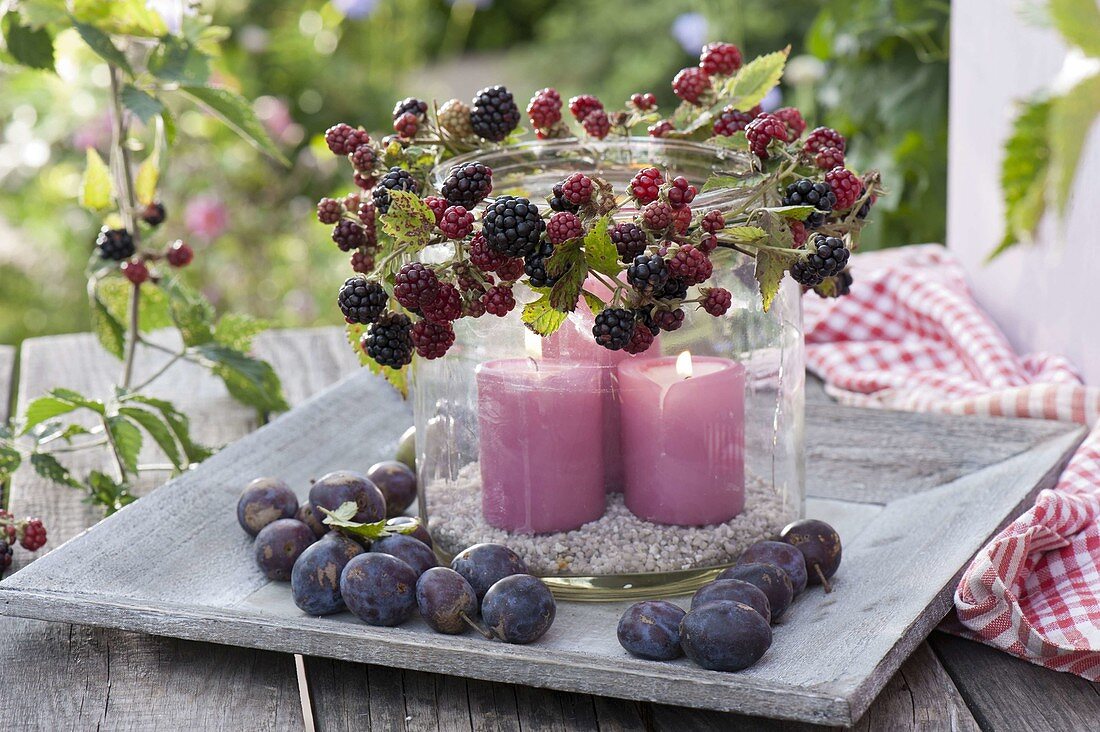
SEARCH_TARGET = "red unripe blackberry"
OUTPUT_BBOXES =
[469,233,507,272]
[482,285,516,317]
[789,220,808,248]
[441,161,493,207]
[825,167,862,210]
[354,172,377,190]
[96,227,135,261]
[568,94,603,122]
[120,260,150,285]
[317,197,343,224]
[667,176,697,209]
[592,308,636,351]
[166,240,194,267]
[392,97,428,120]
[423,196,447,225]
[547,211,583,244]
[702,287,733,317]
[610,222,648,262]
[582,110,611,139]
[700,209,725,233]
[357,203,378,247]
[19,517,46,550]
[672,206,692,235]
[629,167,663,204]
[350,250,374,273]
[653,307,685,332]
[362,312,414,368]
[339,277,388,324]
[421,282,463,323]
[699,235,718,253]
[814,146,845,170]
[774,107,806,138]
[141,201,166,227]
[372,167,419,215]
[350,144,379,173]
[411,320,455,359]
[325,123,370,155]
[464,296,487,318]
[804,126,846,154]
[672,67,711,105]
[699,42,742,76]
[344,193,362,211]
[623,322,655,354]
[630,92,657,110]
[439,205,475,239]
[668,245,712,285]
[332,220,366,251]
[495,256,525,282]
[648,120,674,138]
[527,88,562,129]
[745,113,789,159]
[713,106,758,136]
[561,173,594,206]
[470,85,521,142]
[641,200,673,233]
[394,262,440,310]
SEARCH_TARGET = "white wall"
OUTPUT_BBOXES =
[948,2,1100,383]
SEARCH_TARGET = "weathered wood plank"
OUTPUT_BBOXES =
[0,345,14,505]
[931,631,1100,731]
[0,328,354,730]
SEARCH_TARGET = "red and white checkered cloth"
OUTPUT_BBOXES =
[803,243,1100,679]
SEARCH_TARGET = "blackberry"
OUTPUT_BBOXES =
[19,519,46,552]
[482,285,516,316]
[439,205,475,239]
[635,308,660,335]
[95,227,134,260]
[630,92,657,110]
[439,98,474,139]
[629,167,663,204]
[592,308,636,351]
[814,146,845,170]
[561,173,594,206]
[791,233,849,286]
[648,120,674,138]
[804,126,846,154]
[524,241,559,288]
[667,245,712,285]
[657,277,688,301]
[469,233,507,272]
[698,234,718,253]
[783,179,836,230]
[667,176,697,209]
[363,312,414,369]
[582,110,611,139]
[350,144,379,173]
[411,320,455,359]
[835,269,853,296]
[527,88,562,129]
[350,250,374,273]
[470,85,520,142]
[423,195,447,225]
[700,209,725,234]
[390,108,416,135]
[700,42,742,76]
[745,113,788,158]
[0,541,10,575]
[120,260,150,285]
[610,222,648,262]
[495,256,525,281]
[357,203,378,246]
[702,287,732,316]
[857,191,874,219]
[713,106,757,137]
[354,172,377,190]
[332,220,366,252]
[441,161,493,208]
[641,201,673,234]
[622,324,655,355]
[372,168,419,215]
[421,282,463,323]
[481,195,544,258]
[317,197,343,224]
[325,123,370,155]
[392,97,428,121]
[547,184,579,214]
[672,67,711,105]
[546,211,583,244]
[652,308,685,332]
[789,220,808,247]
[339,278,388,324]
[825,167,861,210]
[142,201,166,227]
[774,107,806,138]
[394,263,440,310]
[626,254,669,294]
[166,240,193,268]
[672,206,692,235]
[568,94,603,122]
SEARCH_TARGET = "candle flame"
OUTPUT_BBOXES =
[676,350,693,379]
[524,329,543,361]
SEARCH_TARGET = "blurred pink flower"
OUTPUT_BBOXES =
[255,96,303,145]
[184,196,229,241]
[71,113,113,151]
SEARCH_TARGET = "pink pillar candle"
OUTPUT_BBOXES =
[618,354,746,526]
[476,358,606,533]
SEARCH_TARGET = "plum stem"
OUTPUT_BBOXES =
[814,564,832,593]
[461,612,494,640]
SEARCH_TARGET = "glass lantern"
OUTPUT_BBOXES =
[413,139,805,600]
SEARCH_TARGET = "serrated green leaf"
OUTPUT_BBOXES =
[59,424,91,442]
[761,205,817,221]
[213,313,268,352]
[118,406,183,470]
[346,320,412,397]
[2,13,54,70]
[754,246,800,311]
[71,20,131,75]
[1050,73,1100,217]
[996,99,1052,257]
[121,84,163,125]
[1049,0,1100,57]
[20,397,78,434]
[98,277,173,333]
[701,175,742,193]
[723,226,768,244]
[85,470,134,514]
[724,47,789,109]
[20,1,68,28]
[545,240,586,312]
[148,37,210,84]
[160,108,177,145]
[105,415,142,474]
[49,388,105,413]
[176,85,289,166]
[379,190,436,251]
[319,503,414,541]
[0,444,20,482]
[583,216,619,278]
[80,148,112,211]
[123,394,212,464]
[159,277,215,345]
[71,0,167,37]
[30,453,81,488]
[193,344,289,414]
[90,295,126,359]
[521,295,568,336]
[582,290,606,315]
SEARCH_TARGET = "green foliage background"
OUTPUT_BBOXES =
[0,0,949,346]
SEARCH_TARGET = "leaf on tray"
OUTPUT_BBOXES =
[319,502,422,541]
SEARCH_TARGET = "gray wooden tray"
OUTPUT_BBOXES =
[0,370,1084,727]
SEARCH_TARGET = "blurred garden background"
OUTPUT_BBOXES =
[0,0,948,346]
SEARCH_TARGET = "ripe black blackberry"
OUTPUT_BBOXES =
[363,312,414,368]
[371,167,420,215]
[441,161,493,207]
[592,308,636,351]
[392,97,428,120]
[481,195,545,258]
[338,278,388,324]
[791,233,849,286]
[783,179,836,228]
[610,222,647,262]
[95,227,135,260]
[626,253,669,294]
[141,201,166,227]
[332,220,366,251]
[524,241,559,288]
[657,277,689,301]
[470,85,521,142]
[547,183,579,213]
[635,308,660,335]
[0,540,10,575]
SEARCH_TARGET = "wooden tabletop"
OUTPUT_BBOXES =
[1,329,1098,731]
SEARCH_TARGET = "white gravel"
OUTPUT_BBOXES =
[426,463,796,576]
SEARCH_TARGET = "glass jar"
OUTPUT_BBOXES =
[414,139,805,600]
